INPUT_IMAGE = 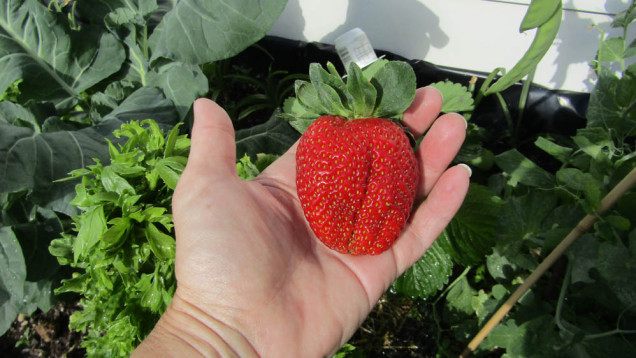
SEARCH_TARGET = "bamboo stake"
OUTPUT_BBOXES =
[460,167,636,357]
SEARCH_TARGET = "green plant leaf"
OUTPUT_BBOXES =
[393,240,453,299]
[235,111,300,160]
[572,127,614,160]
[314,82,349,117]
[145,222,175,261]
[611,2,636,28]
[346,63,377,118]
[0,120,123,215]
[295,80,328,115]
[519,0,562,32]
[437,184,502,266]
[371,61,417,118]
[281,97,319,134]
[156,157,186,190]
[147,63,208,120]
[73,206,107,263]
[0,226,26,335]
[445,276,477,316]
[149,0,287,64]
[586,66,636,140]
[101,166,136,196]
[598,37,626,63]
[309,62,348,107]
[595,234,636,309]
[485,2,562,95]
[556,168,602,210]
[0,101,39,131]
[430,80,475,113]
[12,208,63,282]
[495,149,555,188]
[104,87,179,125]
[482,316,558,357]
[0,0,125,106]
[534,136,572,163]
[487,191,559,281]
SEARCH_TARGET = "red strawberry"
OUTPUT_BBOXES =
[285,60,418,255]
[296,116,418,255]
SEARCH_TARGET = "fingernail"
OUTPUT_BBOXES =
[460,115,468,129]
[458,163,472,178]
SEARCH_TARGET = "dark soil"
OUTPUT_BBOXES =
[0,300,85,358]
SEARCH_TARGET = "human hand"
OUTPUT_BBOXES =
[133,86,470,357]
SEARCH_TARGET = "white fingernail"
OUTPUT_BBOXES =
[461,115,468,129]
[458,163,472,178]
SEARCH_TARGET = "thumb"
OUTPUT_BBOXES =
[186,98,237,179]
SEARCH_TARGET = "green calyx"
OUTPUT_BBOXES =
[283,60,417,133]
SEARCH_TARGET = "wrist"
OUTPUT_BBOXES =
[132,292,259,358]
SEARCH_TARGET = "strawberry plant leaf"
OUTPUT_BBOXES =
[595,235,636,309]
[437,184,502,266]
[444,276,476,317]
[487,191,559,281]
[149,0,287,64]
[430,80,475,113]
[371,61,416,119]
[0,0,125,107]
[393,240,453,299]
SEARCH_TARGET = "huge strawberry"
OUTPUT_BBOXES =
[286,60,418,255]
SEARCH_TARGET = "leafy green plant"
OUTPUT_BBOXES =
[46,119,277,356]
[0,0,288,337]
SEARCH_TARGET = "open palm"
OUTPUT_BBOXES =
[148,87,469,357]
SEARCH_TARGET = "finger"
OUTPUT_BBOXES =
[392,164,471,273]
[416,112,467,197]
[402,86,443,138]
[186,98,237,179]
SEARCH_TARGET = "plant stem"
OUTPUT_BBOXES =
[494,93,514,145]
[554,259,573,334]
[516,68,535,142]
[460,166,636,357]
[432,267,472,352]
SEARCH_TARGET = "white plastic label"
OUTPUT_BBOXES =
[334,28,378,71]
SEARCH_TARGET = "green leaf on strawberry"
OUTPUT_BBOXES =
[284,60,416,131]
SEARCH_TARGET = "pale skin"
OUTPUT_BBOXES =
[132,86,470,357]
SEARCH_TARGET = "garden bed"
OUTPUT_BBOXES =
[1,34,598,357]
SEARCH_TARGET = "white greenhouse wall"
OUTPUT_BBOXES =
[268,0,633,92]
